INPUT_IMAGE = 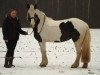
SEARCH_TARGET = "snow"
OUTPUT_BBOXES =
[0,28,100,75]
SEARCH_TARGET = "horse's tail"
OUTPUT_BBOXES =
[81,27,91,63]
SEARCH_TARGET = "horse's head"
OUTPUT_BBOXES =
[27,4,38,28]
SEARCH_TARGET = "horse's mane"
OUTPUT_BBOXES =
[36,9,54,21]
[30,4,54,21]
[36,9,66,23]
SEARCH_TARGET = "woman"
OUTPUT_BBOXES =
[2,9,28,68]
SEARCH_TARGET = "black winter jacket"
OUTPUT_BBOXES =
[2,17,27,41]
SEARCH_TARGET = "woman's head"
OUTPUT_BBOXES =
[7,9,17,18]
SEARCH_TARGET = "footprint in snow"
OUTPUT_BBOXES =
[88,69,94,74]
[59,70,65,73]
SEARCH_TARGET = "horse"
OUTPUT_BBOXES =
[26,4,91,68]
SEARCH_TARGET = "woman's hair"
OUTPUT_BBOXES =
[6,9,17,17]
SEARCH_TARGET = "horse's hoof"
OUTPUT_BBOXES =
[82,66,87,68]
[71,63,79,68]
[40,62,47,67]
[40,60,48,68]
[82,63,88,68]
[40,64,47,67]
[71,65,78,68]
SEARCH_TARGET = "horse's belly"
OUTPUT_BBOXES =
[40,26,61,42]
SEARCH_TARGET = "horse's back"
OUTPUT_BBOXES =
[67,18,90,32]
[67,18,89,28]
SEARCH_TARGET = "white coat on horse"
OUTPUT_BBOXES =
[27,4,91,68]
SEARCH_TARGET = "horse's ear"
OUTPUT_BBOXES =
[34,4,37,10]
[27,4,30,9]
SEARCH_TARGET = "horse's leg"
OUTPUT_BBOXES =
[71,41,82,68]
[39,42,48,67]
[81,29,91,68]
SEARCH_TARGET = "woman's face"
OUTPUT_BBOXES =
[10,11,17,18]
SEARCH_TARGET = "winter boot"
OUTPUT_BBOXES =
[4,57,10,68]
[9,57,15,67]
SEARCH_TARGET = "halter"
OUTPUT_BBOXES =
[27,14,45,35]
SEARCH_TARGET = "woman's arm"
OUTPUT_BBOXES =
[2,19,8,41]
[17,19,28,35]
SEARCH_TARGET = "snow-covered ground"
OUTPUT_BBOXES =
[0,28,100,75]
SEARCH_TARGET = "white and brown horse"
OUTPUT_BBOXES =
[27,4,91,68]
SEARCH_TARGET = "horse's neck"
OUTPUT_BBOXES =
[36,9,46,19]
[35,9,46,32]
[46,17,54,22]
[36,9,61,29]
[36,9,55,22]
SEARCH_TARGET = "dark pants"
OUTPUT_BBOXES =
[5,40,17,57]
